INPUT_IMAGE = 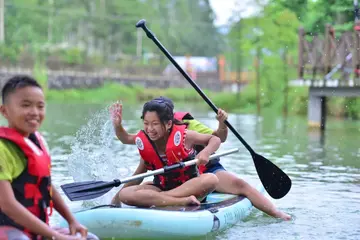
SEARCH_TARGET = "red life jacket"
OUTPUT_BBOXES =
[174,112,193,121]
[0,127,53,240]
[135,124,198,190]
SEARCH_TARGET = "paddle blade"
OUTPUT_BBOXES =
[60,180,116,201]
[253,153,292,199]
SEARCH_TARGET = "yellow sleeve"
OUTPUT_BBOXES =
[184,119,214,135]
[0,140,27,182]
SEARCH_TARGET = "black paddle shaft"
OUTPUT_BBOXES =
[136,19,292,199]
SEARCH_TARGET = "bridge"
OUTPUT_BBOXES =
[295,21,360,130]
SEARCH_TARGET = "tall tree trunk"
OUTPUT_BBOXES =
[256,45,261,115]
[282,48,289,117]
[0,0,5,43]
[237,24,242,100]
[100,0,107,63]
[48,0,54,43]
[255,15,261,115]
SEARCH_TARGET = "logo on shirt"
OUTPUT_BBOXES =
[174,131,181,146]
[135,137,144,150]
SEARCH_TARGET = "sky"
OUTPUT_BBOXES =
[209,0,259,26]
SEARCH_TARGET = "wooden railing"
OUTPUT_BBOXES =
[298,21,360,87]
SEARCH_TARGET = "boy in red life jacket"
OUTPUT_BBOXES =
[110,97,291,220]
[0,75,98,240]
[111,97,221,207]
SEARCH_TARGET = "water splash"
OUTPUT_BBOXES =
[66,106,132,206]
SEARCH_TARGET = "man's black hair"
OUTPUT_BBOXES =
[1,75,42,103]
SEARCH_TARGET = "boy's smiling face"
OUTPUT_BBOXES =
[0,86,45,137]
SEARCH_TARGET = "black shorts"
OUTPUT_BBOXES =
[203,162,226,174]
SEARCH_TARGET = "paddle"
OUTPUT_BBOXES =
[61,148,239,201]
[136,19,292,199]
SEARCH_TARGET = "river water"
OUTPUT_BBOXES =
[2,101,359,240]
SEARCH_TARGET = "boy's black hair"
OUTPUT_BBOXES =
[1,75,42,103]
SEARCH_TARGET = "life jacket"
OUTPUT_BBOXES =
[135,124,198,190]
[174,112,194,121]
[173,112,220,174]
[0,127,53,240]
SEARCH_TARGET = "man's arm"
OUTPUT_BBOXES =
[52,186,76,224]
[186,119,227,142]
[212,121,228,143]
[0,181,60,239]
[185,130,221,155]
[114,124,136,145]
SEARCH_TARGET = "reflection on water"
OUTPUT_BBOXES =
[1,101,359,240]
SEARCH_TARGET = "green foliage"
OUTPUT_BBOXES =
[0,43,20,63]
[226,2,300,115]
[33,62,48,91]
[300,0,355,34]
[272,0,308,20]
[60,48,85,65]
[43,80,307,115]
[4,0,222,61]
[327,97,360,119]
[344,98,360,119]
[3,0,359,118]
[46,82,143,103]
[224,0,359,118]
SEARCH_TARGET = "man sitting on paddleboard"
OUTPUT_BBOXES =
[110,96,291,220]
[110,97,221,207]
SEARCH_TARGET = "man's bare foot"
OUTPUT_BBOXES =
[185,195,201,206]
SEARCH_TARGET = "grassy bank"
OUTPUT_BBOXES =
[44,81,360,119]
[33,63,359,119]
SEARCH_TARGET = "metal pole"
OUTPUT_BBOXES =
[0,0,4,43]
[136,28,142,58]
[355,0,359,21]
[48,0,53,43]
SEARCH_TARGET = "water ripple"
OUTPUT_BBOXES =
[43,104,360,239]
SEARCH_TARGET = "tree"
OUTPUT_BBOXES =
[2,0,222,65]
[227,2,299,114]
